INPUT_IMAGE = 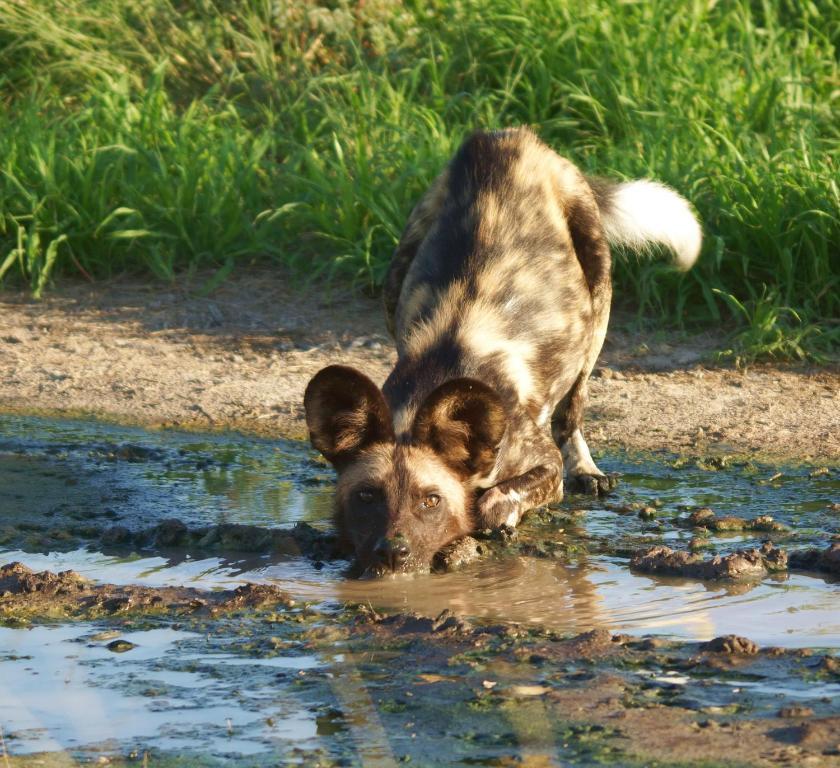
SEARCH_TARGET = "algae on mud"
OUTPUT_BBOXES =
[1,414,839,765]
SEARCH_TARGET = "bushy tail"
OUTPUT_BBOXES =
[588,178,702,271]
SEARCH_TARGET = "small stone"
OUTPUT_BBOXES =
[106,639,136,653]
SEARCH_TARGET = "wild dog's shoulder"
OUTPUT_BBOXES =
[448,127,589,199]
[383,169,449,338]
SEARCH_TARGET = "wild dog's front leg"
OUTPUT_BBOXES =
[476,463,563,530]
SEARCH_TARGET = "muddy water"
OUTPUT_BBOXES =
[1,415,838,760]
[2,415,837,644]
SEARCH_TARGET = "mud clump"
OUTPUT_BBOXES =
[770,717,840,749]
[0,562,295,622]
[788,542,840,577]
[0,561,87,597]
[779,706,815,718]
[372,608,474,636]
[433,536,486,572]
[701,635,759,655]
[631,542,787,580]
[684,508,788,533]
[100,519,341,561]
[556,628,619,659]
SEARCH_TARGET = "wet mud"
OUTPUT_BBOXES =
[1,414,838,765]
[0,562,294,623]
[631,542,788,580]
[789,543,840,577]
[4,575,840,766]
[100,519,339,561]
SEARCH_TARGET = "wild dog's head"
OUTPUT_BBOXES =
[304,365,506,576]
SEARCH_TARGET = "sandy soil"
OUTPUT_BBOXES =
[1,272,837,463]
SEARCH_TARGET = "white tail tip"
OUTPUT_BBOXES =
[600,180,702,270]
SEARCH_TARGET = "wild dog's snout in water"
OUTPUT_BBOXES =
[374,535,410,571]
[304,127,702,576]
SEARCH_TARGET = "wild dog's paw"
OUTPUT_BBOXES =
[568,472,619,496]
[476,485,522,530]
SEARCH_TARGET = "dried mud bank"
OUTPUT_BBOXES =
[1,274,838,462]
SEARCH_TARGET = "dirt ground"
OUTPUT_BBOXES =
[0,272,837,463]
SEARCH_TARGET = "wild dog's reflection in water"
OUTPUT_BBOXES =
[331,553,745,641]
[333,555,610,631]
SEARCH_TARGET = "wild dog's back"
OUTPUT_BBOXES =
[386,127,606,430]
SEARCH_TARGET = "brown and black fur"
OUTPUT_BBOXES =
[305,127,701,574]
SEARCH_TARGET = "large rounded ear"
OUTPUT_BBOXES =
[304,365,394,469]
[411,379,506,479]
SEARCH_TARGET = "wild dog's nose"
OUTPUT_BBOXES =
[374,536,410,570]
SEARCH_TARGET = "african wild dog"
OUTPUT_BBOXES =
[305,127,701,576]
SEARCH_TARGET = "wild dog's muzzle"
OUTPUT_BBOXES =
[373,534,410,571]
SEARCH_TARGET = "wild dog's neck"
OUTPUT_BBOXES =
[381,341,465,437]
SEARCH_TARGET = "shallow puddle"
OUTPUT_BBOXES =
[1,414,838,760]
[0,623,321,757]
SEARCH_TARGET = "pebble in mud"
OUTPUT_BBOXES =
[106,639,136,653]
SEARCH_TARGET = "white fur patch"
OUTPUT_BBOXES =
[561,429,602,477]
[392,406,412,435]
[600,180,702,270]
[459,303,536,403]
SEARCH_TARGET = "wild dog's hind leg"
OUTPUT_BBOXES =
[558,366,618,494]
[551,377,617,496]
[549,176,617,495]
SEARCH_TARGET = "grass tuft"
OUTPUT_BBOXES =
[1,0,838,359]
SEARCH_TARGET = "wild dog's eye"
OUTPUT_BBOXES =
[356,488,379,504]
[421,494,441,510]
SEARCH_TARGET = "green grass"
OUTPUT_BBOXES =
[0,0,837,359]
